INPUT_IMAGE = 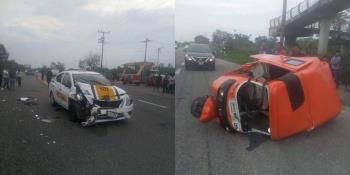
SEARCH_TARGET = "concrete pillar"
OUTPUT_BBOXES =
[317,17,332,57]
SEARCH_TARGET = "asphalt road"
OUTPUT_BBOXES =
[175,48,350,175]
[0,75,174,175]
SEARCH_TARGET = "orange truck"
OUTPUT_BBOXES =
[191,54,341,140]
[120,62,153,85]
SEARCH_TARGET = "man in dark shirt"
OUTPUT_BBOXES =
[46,69,53,85]
[9,68,16,90]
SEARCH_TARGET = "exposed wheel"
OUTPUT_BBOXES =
[49,92,57,107]
[68,104,78,122]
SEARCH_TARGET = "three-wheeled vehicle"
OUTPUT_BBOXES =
[191,54,341,140]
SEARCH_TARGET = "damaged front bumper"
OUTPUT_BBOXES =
[81,103,133,127]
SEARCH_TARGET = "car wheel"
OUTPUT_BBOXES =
[68,104,78,122]
[49,92,57,107]
[211,64,216,71]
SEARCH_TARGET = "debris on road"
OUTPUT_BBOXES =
[41,119,55,123]
[17,97,39,105]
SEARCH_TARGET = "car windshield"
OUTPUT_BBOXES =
[72,73,111,86]
[187,44,211,53]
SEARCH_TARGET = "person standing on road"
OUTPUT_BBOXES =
[155,74,161,92]
[46,69,53,85]
[330,51,342,89]
[2,69,9,89]
[16,69,22,87]
[258,42,272,54]
[8,68,16,90]
[41,67,45,80]
[168,74,175,94]
[162,74,169,93]
[0,68,3,88]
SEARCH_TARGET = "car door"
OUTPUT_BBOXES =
[60,73,73,110]
[52,73,65,107]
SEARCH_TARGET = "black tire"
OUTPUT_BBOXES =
[49,92,57,107]
[68,104,78,122]
[211,64,216,71]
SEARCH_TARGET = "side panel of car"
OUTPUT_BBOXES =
[60,73,73,110]
[268,78,313,140]
[52,73,64,107]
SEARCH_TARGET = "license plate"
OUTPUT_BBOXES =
[107,111,119,118]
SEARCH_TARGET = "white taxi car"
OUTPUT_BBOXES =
[48,70,133,126]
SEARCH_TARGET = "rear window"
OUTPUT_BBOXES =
[72,73,111,86]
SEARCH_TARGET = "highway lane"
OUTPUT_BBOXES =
[175,48,350,175]
[0,75,174,175]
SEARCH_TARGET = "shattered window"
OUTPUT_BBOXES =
[56,73,63,83]
[73,73,111,86]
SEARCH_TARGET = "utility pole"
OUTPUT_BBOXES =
[280,0,287,46]
[157,48,161,66]
[98,30,110,68]
[141,38,152,63]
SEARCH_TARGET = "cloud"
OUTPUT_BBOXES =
[82,0,174,16]
[2,16,74,40]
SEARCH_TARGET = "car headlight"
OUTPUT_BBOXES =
[125,94,133,106]
[209,56,215,62]
[185,54,192,61]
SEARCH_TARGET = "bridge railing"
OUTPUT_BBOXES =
[306,22,350,32]
[270,0,320,28]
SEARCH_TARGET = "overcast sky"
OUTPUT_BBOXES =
[176,0,302,42]
[0,0,174,68]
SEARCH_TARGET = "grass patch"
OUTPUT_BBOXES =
[221,49,255,64]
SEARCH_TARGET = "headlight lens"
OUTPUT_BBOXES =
[209,56,215,62]
[125,94,133,106]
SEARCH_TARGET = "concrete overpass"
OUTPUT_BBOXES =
[269,0,350,56]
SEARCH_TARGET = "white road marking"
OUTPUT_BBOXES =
[175,68,182,75]
[137,99,168,109]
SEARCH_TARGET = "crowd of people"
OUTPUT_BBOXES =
[258,42,348,91]
[152,73,175,94]
[0,68,23,91]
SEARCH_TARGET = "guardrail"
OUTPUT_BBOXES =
[270,0,320,28]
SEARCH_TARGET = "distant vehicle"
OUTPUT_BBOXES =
[191,54,341,140]
[25,69,35,75]
[120,62,153,85]
[184,43,215,70]
[49,70,133,126]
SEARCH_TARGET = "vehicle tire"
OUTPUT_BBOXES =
[49,92,57,107]
[211,64,216,71]
[68,104,78,122]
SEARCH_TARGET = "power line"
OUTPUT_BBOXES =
[141,38,152,63]
[98,30,110,68]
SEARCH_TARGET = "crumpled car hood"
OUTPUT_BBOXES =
[76,82,126,104]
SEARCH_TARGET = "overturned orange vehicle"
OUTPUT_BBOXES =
[191,54,341,140]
